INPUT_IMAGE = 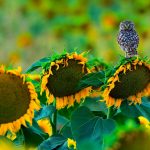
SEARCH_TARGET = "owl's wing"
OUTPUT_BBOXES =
[117,30,139,52]
[117,31,128,51]
[129,32,139,50]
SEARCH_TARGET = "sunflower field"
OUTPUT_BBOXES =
[0,0,150,150]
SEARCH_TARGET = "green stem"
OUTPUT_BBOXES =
[102,138,105,150]
[107,107,110,119]
[52,98,57,134]
[107,106,115,119]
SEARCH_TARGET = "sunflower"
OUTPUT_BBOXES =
[103,57,150,108]
[41,52,91,109]
[0,65,40,137]
[110,129,150,150]
[67,138,76,150]
[105,119,150,150]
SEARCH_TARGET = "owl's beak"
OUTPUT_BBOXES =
[124,24,129,29]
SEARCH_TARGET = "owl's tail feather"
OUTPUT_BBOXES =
[126,49,138,58]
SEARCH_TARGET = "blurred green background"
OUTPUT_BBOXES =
[0,0,150,69]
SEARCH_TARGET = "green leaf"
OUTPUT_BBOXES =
[82,97,107,114]
[35,105,56,120]
[120,98,150,119]
[22,119,48,148]
[25,57,51,73]
[22,127,45,148]
[76,71,105,91]
[13,130,25,149]
[37,91,48,105]
[61,126,73,139]
[58,103,80,119]
[71,106,116,147]
[57,142,68,150]
[78,139,103,150]
[120,100,141,118]
[26,119,47,136]
[38,135,67,150]
[82,96,108,118]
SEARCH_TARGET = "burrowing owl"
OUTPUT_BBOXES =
[117,21,139,58]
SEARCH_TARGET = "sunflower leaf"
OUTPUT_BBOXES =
[25,119,48,139]
[61,126,73,139]
[22,127,45,148]
[25,57,51,73]
[35,105,56,120]
[76,71,105,90]
[71,106,116,148]
[120,97,150,119]
[82,97,107,114]
[77,139,103,150]
[57,141,68,150]
[13,130,25,149]
[38,135,67,150]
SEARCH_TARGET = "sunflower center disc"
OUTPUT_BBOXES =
[47,59,87,97]
[109,65,150,99]
[0,74,30,124]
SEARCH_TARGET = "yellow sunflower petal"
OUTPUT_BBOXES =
[67,138,76,150]
[138,116,150,128]
[68,95,75,108]
[37,118,52,136]
[56,97,64,110]
[0,65,5,74]
[47,93,54,104]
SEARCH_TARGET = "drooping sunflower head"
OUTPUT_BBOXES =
[0,65,40,137]
[103,57,150,108]
[109,128,150,150]
[105,119,150,150]
[41,52,91,109]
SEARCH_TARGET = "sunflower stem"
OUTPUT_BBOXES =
[107,108,110,119]
[53,111,57,134]
[52,98,57,134]
[102,138,105,150]
[107,106,113,119]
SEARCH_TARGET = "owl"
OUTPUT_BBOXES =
[117,21,139,58]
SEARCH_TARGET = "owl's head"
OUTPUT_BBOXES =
[119,21,135,31]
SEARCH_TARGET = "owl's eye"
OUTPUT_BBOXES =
[119,21,135,31]
[120,23,126,30]
[128,24,134,30]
